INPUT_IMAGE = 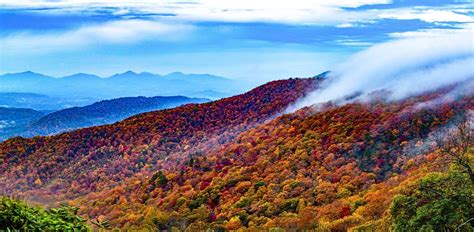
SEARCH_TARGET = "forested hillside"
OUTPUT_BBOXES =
[0,77,472,231]
[74,89,473,230]
[0,78,318,199]
[23,96,209,137]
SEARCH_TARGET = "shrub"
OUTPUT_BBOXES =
[0,197,90,231]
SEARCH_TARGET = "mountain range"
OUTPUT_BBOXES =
[0,71,248,100]
[0,77,472,230]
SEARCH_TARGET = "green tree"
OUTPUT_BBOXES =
[150,170,168,187]
[0,197,90,231]
[390,172,474,231]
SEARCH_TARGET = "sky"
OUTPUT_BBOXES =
[0,0,473,83]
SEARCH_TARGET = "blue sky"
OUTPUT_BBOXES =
[0,0,472,83]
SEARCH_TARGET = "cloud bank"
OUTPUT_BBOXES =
[1,0,472,25]
[289,30,474,111]
[1,19,193,54]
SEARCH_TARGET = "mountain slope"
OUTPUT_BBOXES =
[0,107,45,141]
[24,96,209,137]
[0,107,44,121]
[0,78,318,199]
[72,88,472,230]
[0,77,472,230]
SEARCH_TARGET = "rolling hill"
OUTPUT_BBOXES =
[0,107,45,141]
[0,95,209,141]
[25,96,209,137]
[0,77,472,231]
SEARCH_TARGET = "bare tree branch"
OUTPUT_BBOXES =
[434,114,474,184]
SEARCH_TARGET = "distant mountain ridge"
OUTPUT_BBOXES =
[0,92,97,111]
[26,95,209,136]
[0,95,209,141]
[0,71,248,100]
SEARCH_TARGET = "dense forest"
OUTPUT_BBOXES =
[0,77,472,231]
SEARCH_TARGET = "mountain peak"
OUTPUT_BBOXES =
[16,71,44,76]
[164,72,230,81]
[109,70,139,78]
[166,71,185,77]
[1,71,50,79]
[62,73,100,79]
[123,70,138,75]
[20,71,36,75]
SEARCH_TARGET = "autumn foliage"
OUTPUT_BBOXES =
[0,77,472,230]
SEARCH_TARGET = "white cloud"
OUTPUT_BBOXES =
[1,0,473,26]
[335,39,374,47]
[0,19,194,54]
[385,57,474,99]
[389,23,474,39]
[0,0,386,25]
[379,8,474,23]
[160,0,385,24]
[0,0,390,10]
[288,30,474,111]
[0,0,385,26]
[336,23,358,28]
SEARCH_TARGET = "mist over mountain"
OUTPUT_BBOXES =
[0,107,45,141]
[0,92,98,111]
[290,32,474,111]
[0,71,249,100]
